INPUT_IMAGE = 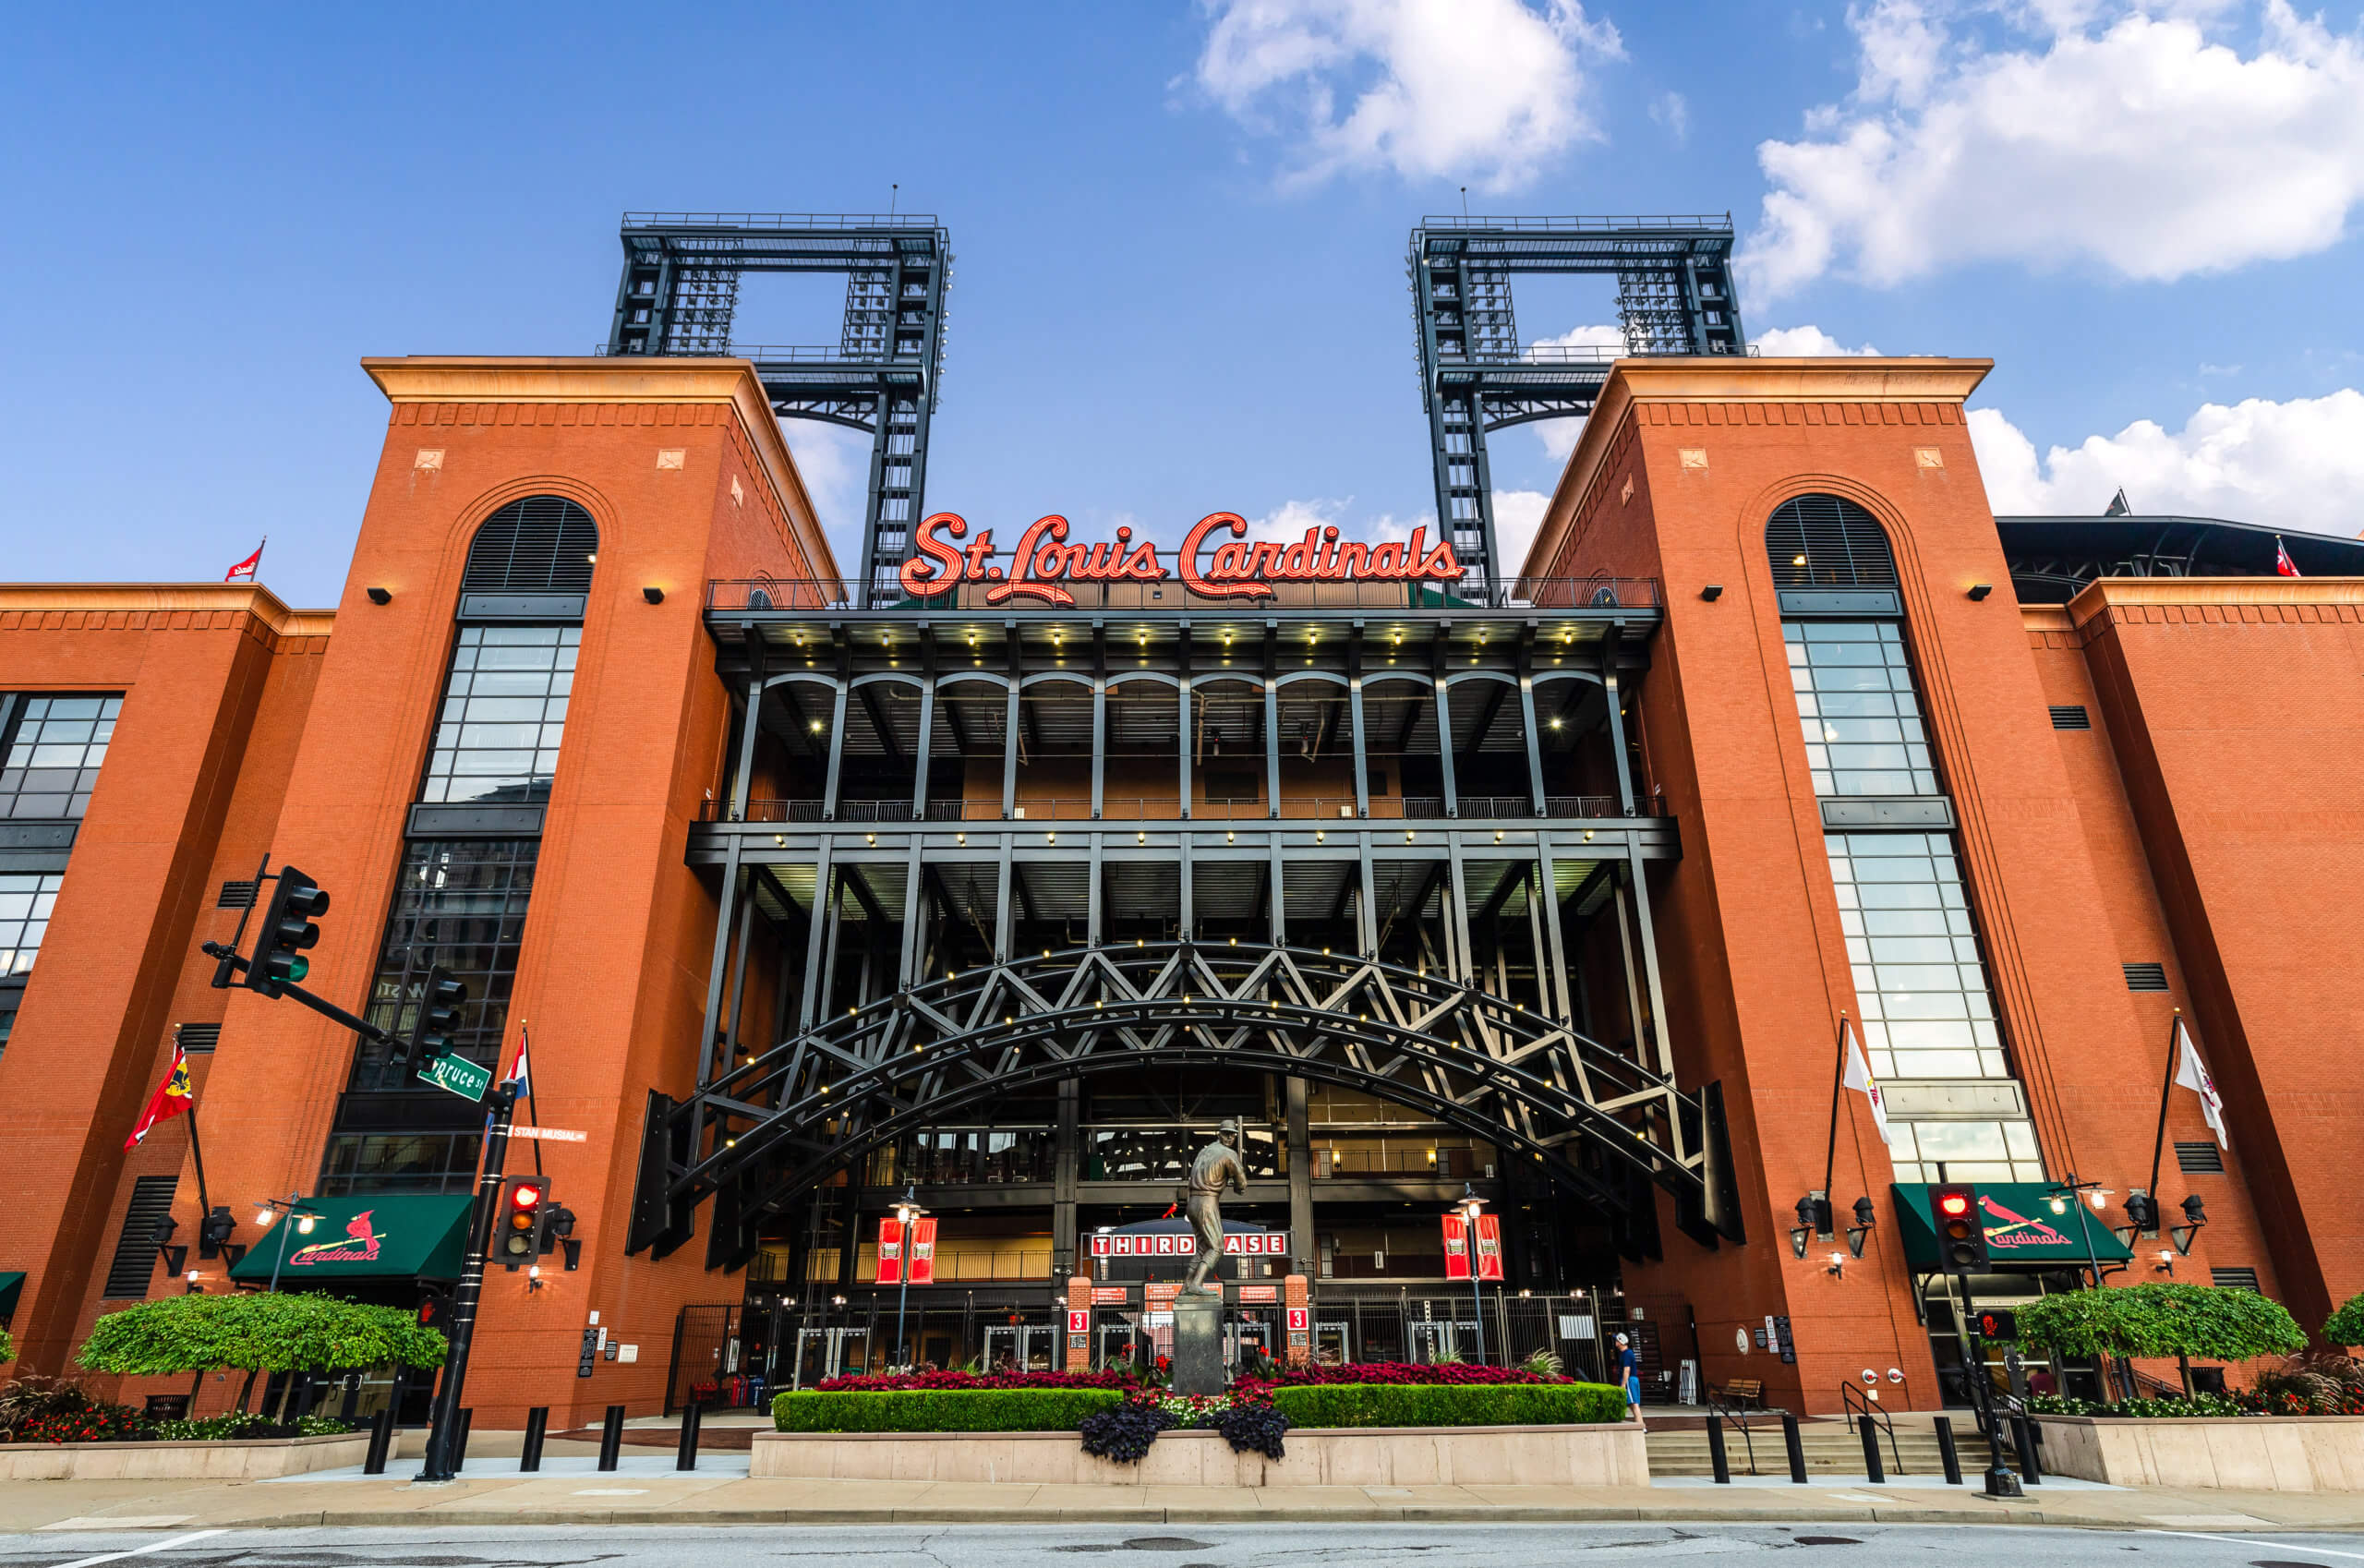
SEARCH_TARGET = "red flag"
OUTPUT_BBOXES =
[909,1216,937,1283]
[126,1043,196,1149]
[1441,1213,1471,1280]
[1474,1212,1505,1282]
[224,540,265,583]
[876,1215,905,1285]
[2275,537,2301,577]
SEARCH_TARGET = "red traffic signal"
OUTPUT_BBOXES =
[1936,1191,1971,1218]
[496,1176,549,1268]
[1930,1182,1989,1273]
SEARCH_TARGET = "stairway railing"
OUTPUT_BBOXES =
[1839,1381,1906,1476]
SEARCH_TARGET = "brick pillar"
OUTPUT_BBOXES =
[1285,1273,1311,1368]
[1066,1271,1092,1373]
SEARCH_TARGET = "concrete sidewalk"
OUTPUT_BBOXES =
[6,1471,2364,1532]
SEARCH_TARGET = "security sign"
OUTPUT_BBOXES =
[1286,1308,1309,1333]
[1068,1309,1090,1333]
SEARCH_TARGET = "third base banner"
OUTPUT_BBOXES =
[876,1216,905,1284]
[1441,1213,1470,1280]
[910,1215,937,1283]
[1475,1212,1504,1282]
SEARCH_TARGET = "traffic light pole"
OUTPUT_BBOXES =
[1951,1269,2023,1499]
[416,1080,519,1485]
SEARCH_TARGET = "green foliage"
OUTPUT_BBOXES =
[144,1412,356,1441]
[2027,1392,2252,1418]
[2323,1292,2364,1349]
[774,1388,1127,1433]
[0,1327,13,1366]
[75,1292,448,1378]
[0,1376,142,1444]
[2007,1284,2306,1361]
[1272,1381,1626,1429]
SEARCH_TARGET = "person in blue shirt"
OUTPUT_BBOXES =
[1615,1332,1641,1421]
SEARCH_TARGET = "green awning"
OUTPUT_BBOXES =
[1892,1183,2134,1269]
[229,1195,473,1285]
[0,1270,23,1322]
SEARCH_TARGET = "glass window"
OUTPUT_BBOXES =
[0,694,122,818]
[0,999,15,1065]
[1827,833,2008,1081]
[1887,1118,2045,1184]
[0,873,63,974]
[1783,622,1937,796]
[418,627,578,805]
[318,1131,485,1197]
[340,838,538,1094]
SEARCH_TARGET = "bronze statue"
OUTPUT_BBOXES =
[1179,1118,1248,1295]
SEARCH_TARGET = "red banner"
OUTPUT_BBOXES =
[876,1216,904,1285]
[909,1216,937,1284]
[1441,1213,1471,1281]
[1475,1212,1504,1282]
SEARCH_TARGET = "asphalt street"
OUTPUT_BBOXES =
[6,1524,2364,1568]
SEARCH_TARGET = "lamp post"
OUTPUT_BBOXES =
[2045,1176,2117,1398]
[1453,1185,1487,1365]
[891,1187,926,1372]
[256,1193,321,1294]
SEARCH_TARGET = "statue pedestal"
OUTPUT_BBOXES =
[1170,1292,1225,1395]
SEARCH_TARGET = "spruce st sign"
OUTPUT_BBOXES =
[897,512,1466,608]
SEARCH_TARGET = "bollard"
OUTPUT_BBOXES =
[452,1407,473,1469]
[1704,1415,1731,1484]
[1781,1412,1807,1483]
[597,1404,626,1471]
[521,1407,549,1473]
[1933,1415,1963,1485]
[675,1400,704,1472]
[362,1409,395,1476]
[1858,1414,1885,1483]
[2012,1412,2043,1483]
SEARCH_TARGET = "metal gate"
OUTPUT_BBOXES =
[790,1325,870,1389]
[983,1322,1057,1372]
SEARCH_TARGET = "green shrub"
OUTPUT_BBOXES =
[2323,1293,2364,1350]
[774,1388,1126,1432]
[1272,1381,1626,1429]
[0,1327,14,1366]
[2008,1283,2305,1362]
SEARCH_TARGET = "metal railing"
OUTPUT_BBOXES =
[597,343,893,364]
[1704,1382,1765,1475]
[622,211,943,230]
[703,794,1662,825]
[1419,213,1734,232]
[1840,1381,1906,1475]
[706,576,1661,614]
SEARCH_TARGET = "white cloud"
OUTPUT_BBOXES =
[1648,90,1689,145]
[776,419,875,580]
[1239,495,1422,544]
[1745,2,2364,299]
[1753,324,1884,356]
[1492,488,1551,574]
[1194,0,1623,191]
[1969,389,2364,533]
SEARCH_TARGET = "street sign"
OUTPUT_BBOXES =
[419,1052,490,1102]
[510,1126,587,1142]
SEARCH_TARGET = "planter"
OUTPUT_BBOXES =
[0,1431,368,1481]
[2033,1414,2364,1491]
[753,1421,1648,1487]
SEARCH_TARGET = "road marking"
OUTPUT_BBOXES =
[45,1528,228,1568]
[2146,1531,2364,1560]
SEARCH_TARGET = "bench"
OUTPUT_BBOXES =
[1719,1379,1765,1409]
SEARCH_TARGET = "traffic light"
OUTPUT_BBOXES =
[416,1289,453,1335]
[403,966,467,1076]
[535,1200,573,1258]
[1973,1308,2020,1340]
[247,866,330,995]
[1932,1183,1989,1273]
[496,1176,549,1270]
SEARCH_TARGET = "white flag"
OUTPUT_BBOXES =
[2174,1019,2227,1150]
[1841,1027,1892,1146]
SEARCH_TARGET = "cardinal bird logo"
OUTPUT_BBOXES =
[287,1209,386,1267]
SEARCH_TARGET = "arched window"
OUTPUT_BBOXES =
[1766,494,1897,588]
[461,496,599,599]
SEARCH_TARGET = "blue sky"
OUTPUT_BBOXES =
[6,1,2362,605]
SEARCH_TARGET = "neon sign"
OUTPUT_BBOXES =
[897,513,1465,608]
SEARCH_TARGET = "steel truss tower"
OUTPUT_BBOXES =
[605,212,951,605]
[1408,216,1746,591]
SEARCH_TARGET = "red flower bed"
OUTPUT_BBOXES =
[812,1368,1140,1393]
[1234,1361,1560,1398]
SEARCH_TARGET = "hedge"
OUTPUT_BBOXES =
[1272,1381,1626,1429]
[774,1388,1127,1432]
[2324,1292,2364,1350]
[2008,1283,2306,1362]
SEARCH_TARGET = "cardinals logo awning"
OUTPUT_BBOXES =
[228,1194,474,1285]
[1891,1182,2133,1269]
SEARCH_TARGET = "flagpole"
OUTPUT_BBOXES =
[1821,1012,1850,1221]
[2146,1007,2182,1208]
[186,1102,213,1230]
[517,1024,543,1178]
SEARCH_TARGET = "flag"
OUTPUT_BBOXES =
[909,1216,937,1283]
[125,1043,196,1149]
[223,539,265,583]
[506,1024,532,1097]
[876,1216,905,1285]
[2274,537,2301,578]
[2105,488,2131,516]
[1841,1022,1892,1146]
[2174,1018,2228,1150]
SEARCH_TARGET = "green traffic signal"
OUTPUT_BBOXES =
[247,867,330,996]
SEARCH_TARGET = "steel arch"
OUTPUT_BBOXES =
[628,940,1734,1261]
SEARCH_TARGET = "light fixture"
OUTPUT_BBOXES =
[810,719,824,732]
[2170,1192,2208,1256]
[1792,553,1808,567]
[296,1214,317,1236]
[366,587,392,605]
[1700,585,1723,602]
[255,1207,274,1228]
[642,585,665,605]
[2153,1249,2177,1277]
[1827,1252,1848,1277]
[1846,1195,1876,1260]
[1967,584,1994,601]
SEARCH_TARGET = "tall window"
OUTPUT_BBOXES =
[0,694,121,818]
[1827,833,2004,1080]
[418,626,578,805]
[0,873,62,975]
[1785,622,1936,796]
[347,838,538,1092]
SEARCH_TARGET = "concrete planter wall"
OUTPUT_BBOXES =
[0,1431,368,1481]
[2034,1414,2364,1491]
[753,1422,1648,1487]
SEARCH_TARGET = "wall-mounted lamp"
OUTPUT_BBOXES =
[643,586,666,605]
[1827,1251,1849,1277]
[1700,585,1724,602]
[2153,1249,2177,1277]
[1846,1194,1877,1260]
[2170,1192,2208,1256]
[1966,584,1994,601]
[366,587,392,605]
